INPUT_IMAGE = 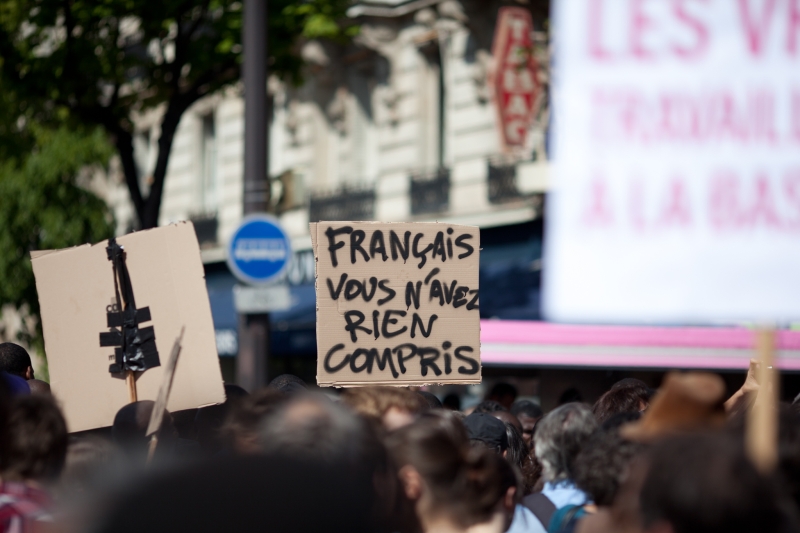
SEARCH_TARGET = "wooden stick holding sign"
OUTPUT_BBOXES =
[746,328,779,474]
[126,371,137,403]
[146,327,185,464]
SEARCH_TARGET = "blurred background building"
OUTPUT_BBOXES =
[95,0,800,408]
[105,0,551,396]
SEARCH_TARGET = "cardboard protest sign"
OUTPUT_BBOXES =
[544,0,800,323]
[312,222,481,386]
[31,222,225,432]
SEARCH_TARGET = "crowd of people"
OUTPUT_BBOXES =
[1,341,800,533]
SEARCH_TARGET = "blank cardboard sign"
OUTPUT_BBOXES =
[312,222,481,387]
[31,222,225,432]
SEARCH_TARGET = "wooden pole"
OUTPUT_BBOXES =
[746,328,779,474]
[126,370,137,403]
[145,328,185,465]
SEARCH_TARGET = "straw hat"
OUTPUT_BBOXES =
[621,372,726,442]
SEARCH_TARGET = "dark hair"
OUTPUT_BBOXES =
[0,343,32,377]
[611,378,652,394]
[1,394,68,482]
[488,382,518,401]
[511,400,543,420]
[386,416,519,528]
[416,391,443,410]
[600,411,641,432]
[222,389,287,453]
[259,395,384,468]
[640,433,787,533]
[573,429,644,506]
[593,384,650,424]
[259,395,392,532]
[267,374,307,395]
[473,400,506,414]
[503,422,528,470]
[558,387,583,405]
[442,393,461,411]
[112,401,174,458]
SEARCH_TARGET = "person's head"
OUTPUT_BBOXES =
[259,394,385,469]
[28,379,51,395]
[510,400,543,448]
[416,391,443,410]
[463,412,509,455]
[472,400,506,414]
[0,394,67,483]
[640,432,788,533]
[385,416,519,531]
[573,428,644,506]
[259,395,392,531]
[193,384,250,454]
[0,342,33,380]
[60,436,115,494]
[442,393,461,411]
[533,402,597,483]
[487,382,518,410]
[340,386,425,430]
[112,400,175,458]
[222,388,287,454]
[558,387,583,405]
[593,381,651,424]
[492,409,522,434]
[267,374,307,395]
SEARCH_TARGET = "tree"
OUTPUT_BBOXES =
[0,123,115,356]
[0,0,354,229]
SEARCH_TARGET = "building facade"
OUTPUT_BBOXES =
[109,0,550,376]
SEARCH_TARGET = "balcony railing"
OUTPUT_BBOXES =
[308,184,376,222]
[410,168,450,215]
[487,161,521,204]
[190,213,219,247]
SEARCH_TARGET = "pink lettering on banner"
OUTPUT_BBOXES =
[737,0,778,56]
[672,0,710,58]
[588,0,613,60]
[630,0,655,59]
[659,178,693,227]
[590,88,788,145]
[583,179,615,226]
[789,0,800,54]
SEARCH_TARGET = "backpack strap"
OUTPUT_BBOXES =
[521,492,557,530]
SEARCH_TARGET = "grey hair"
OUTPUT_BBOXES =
[533,403,597,483]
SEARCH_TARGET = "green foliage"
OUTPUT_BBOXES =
[0,0,355,125]
[0,0,356,228]
[0,125,115,353]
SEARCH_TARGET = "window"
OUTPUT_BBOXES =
[201,113,218,213]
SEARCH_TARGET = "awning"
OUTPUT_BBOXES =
[480,320,800,371]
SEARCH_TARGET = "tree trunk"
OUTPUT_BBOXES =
[113,127,146,228]
[138,103,186,229]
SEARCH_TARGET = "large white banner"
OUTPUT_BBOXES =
[544,0,800,323]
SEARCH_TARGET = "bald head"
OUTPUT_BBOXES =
[112,401,174,453]
[28,379,51,395]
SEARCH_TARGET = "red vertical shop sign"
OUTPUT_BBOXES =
[491,7,540,151]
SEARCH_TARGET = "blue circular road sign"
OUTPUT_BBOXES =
[226,214,292,285]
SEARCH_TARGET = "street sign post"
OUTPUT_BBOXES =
[227,214,291,390]
[227,214,292,285]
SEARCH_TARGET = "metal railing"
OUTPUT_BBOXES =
[410,167,450,215]
[308,184,376,222]
[190,213,219,246]
[487,161,521,204]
